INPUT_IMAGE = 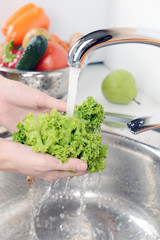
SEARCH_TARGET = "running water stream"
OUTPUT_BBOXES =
[27,67,81,239]
[27,66,104,239]
[28,180,53,240]
[66,67,81,117]
[28,175,103,240]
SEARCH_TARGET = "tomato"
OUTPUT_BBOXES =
[36,41,68,71]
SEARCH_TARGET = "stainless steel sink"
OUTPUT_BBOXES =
[1,131,160,240]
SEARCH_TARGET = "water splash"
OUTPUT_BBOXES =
[77,174,89,216]
[28,180,52,240]
[58,177,71,234]
[97,172,102,209]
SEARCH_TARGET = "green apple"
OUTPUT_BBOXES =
[102,70,137,104]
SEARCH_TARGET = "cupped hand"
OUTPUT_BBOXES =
[0,138,87,181]
[0,76,67,132]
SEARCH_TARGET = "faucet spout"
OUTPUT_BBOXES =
[67,27,160,68]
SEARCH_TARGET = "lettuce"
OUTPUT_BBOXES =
[12,97,108,173]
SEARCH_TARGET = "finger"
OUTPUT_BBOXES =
[42,154,88,172]
[43,95,67,113]
[17,83,67,112]
[38,170,86,181]
[8,142,87,175]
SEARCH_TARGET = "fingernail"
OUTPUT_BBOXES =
[76,162,87,172]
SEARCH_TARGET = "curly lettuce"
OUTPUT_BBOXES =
[12,97,108,173]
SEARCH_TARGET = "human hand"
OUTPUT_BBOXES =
[0,138,87,182]
[0,76,87,181]
[0,76,67,132]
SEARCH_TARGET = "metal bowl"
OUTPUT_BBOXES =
[0,67,69,99]
[1,131,160,240]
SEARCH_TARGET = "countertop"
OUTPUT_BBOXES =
[76,63,160,149]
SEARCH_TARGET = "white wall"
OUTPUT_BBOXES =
[0,0,108,42]
[104,0,160,104]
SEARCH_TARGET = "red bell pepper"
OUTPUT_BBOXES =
[0,40,23,69]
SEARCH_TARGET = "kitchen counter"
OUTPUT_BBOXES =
[76,63,160,148]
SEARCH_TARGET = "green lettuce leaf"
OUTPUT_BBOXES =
[12,97,108,173]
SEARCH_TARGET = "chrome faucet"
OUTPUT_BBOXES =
[67,27,160,134]
[67,27,160,68]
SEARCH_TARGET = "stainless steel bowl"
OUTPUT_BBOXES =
[0,67,69,99]
[1,131,160,240]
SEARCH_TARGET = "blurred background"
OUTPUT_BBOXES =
[0,0,108,41]
[0,0,160,105]
[105,0,160,105]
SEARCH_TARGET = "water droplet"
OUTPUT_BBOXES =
[128,219,132,223]
[60,213,65,219]
[98,202,102,208]
[59,224,65,231]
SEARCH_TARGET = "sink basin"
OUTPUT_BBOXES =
[0,131,160,240]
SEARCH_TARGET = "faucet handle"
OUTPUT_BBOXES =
[127,113,160,134]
